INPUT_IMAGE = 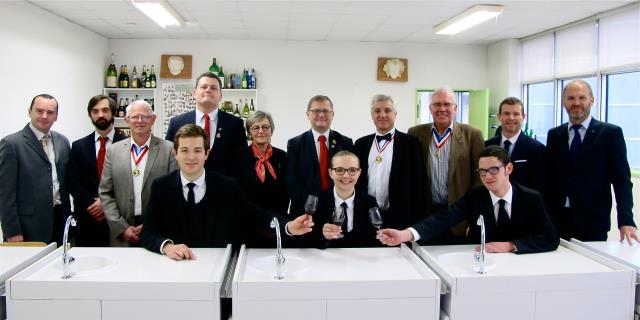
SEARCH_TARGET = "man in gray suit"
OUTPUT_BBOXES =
[0,94,71,244]
[100,100,178,247]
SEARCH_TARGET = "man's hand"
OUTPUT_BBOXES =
[322,223,342,240]
[162,243,196,261]
[86,198,105,222]
[476,241,515,253]
[286,214,314,235]
[7,234,24,242]
[378,228,414,246]
[619,226,640,245]
[121,226,140,244]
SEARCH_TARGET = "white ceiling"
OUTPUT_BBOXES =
[26,0,636,45]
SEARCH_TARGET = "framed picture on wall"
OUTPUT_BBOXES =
[377,57,408,82]
[160,54,192,79]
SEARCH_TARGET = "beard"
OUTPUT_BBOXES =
[93,117,114,130]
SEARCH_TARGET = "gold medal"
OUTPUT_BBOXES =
[375,155,382,163]
[435,149,440,159]
[133,166,140,176]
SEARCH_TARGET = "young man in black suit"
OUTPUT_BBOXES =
[379,145,559,254]
[547,80,638,243]
[314,151,380,248]
[485,97,547,198]
[140,124,313,260]
[165,72,246,176]
[68,95,127,246]
[353,94,427,230]
[286,95,353,217]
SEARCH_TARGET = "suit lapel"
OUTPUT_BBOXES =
[448,124,463,181]
[304,130,320,172]
[510,132,526,160]
[142,137,160,188]
[328,130,339,157]
[52,132,64,166]
[480,191,498,239]
[509,184,523,228]
[422,124,434,179]
[211,111,224,152]
[21,126,49,163]
[120,139,135,194]
[581,119,602,155]
[86,134,98,174]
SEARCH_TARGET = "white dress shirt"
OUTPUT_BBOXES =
[195,108,218,149]
[94,128,116,157]
[130,136,151,217]
[311,128,330,161]
[501,130,520,155]
[565,115,592,207]
[367,128,395,210]
[30,123,61,205]
[180,170,206,204]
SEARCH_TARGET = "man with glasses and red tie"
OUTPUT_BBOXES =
[286,95,353,218]
[353,94,428,231]
[165,72,246,176]
[379,146,559,254]
[68,95,127,247]
[100,100,178,247]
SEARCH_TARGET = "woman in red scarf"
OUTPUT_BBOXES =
[232,111,289,247]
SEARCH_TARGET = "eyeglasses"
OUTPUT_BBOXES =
[331,167,360,176]
[430,102,456,110]
[308,109,333,115]
[250,125,271,132]
[477,165,504,176]
[126,115,154,122]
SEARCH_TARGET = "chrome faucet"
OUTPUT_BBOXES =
[270,217,285,280]
[474,215,487,274]
[61,216,76,279]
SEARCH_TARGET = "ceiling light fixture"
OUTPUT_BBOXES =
[434,4,504,35]
[132,0,185,28]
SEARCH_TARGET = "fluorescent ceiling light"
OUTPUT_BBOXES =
[132,0,185,28]
[434,5,504,35]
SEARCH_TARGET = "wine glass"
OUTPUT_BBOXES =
[332,206,346,239]
[369,207,383,238]
[304,195,318,216]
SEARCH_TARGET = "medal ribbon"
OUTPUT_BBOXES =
[131,144,149,170]
[432,128,451,149]
[375,133,394,158]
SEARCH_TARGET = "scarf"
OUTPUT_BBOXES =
[252,143,277,183]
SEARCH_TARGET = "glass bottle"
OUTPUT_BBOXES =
[209,58,220,76]
[105,54,117,88]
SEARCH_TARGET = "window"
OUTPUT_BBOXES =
[418,91,469,124]
[604,71,640,169]
[525,82,555,145]
[560,76,598,123]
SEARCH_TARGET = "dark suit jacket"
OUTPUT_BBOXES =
[140,170,290,253]
[67,131,127,246]
[354,131,428,229]
[547,119,635,239]
[165,110,246,175]
[485,132,548,198]
[311,189,381,248]
[286,129,353,216]
[413,182,559,254]
[0,124,71,242]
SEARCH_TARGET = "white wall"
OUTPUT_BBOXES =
[487,38,522,135]
[109,39,488,148]
[0,1,108,142]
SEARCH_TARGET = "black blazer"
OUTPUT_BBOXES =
[165,110,246,175]
[285,129,353,216]
[354,131,428,229]
[311,189,381,248]
[485,132,548,198]
[547,119,635,238]
[140,170,290,253]
[67,132,127,246]
[413,182,559,254]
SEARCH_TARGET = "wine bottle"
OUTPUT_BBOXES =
[141,64,148,88]
[243,99,250,118]
[233,103,241,118]
[149,65,156,88]
[106,55,117,88]
[118,66,125,88]
[241,69,248,89]
[250,98,255,114]
[218,67,225,88]
[122,65,129,88]
[209,58,220,76]
[144,66,151,88]
[131,66,140,88]
[118,98,125,117]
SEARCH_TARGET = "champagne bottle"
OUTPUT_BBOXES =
[106,54,117,88]
[233,103,241,118]
[241,69,248,89]
[122,65,129,88]
[141,64,148,88]
[209,58,220,76]
[118,66,125,88]
[144,66,151,88]
[131,66,140,88]
[218,67,225,89]
[250,98,255,114]
[243,99,250,118]
[149,65,156,88]
[118,98,125,117]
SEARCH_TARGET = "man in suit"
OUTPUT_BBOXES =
[315,151,380,248]
[547,79,638,243]
[354,94,427,230]
[100,100,178,247]
[165,72,246,176]
[408,87,484,243]
[485,97,547,198]
[286,95,353,216]
[379,146,559,254]
[68,95,127,247]
[140,124,313,260]
[0,94,71,244]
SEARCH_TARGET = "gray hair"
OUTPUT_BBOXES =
[126,99,155,115]
[370,94,396,112]
[245,110,275,134]
[431,86,457,106]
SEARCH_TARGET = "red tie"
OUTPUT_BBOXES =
[318,135,329,191]
[203,114,211,138]
[97,136,108,180]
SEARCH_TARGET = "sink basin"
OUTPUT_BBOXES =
[437,251,495,273]
[51,255,115,275]
[247,255,309,277]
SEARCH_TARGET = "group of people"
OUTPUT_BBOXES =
[0,71,636,260]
